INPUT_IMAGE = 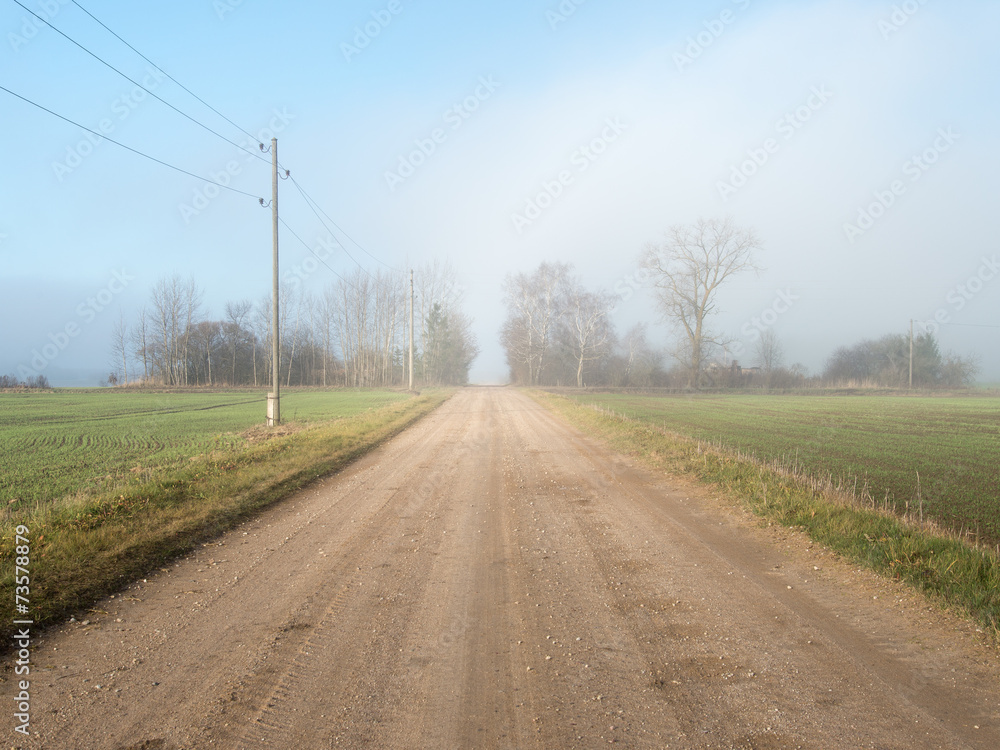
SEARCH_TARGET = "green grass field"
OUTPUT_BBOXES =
[562,393,1000,546]
[0,387,449,642]
[0,389,410,509]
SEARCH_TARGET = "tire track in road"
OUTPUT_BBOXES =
[508,393,999,749]
[33,394,463,749]
[218,403,474,749]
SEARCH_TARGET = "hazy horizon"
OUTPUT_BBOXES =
[2,1,998,387]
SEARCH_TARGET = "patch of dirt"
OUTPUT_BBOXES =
[240,422,303,444]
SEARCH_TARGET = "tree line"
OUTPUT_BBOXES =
[107,260,479,388]
[499,218,979,389]
[823,332,978,388]
[500,261,666,387]
[0,374,50,389]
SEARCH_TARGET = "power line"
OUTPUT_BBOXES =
[13,1,398,280]
[287,180,378,280]
[939,322,1000,329]
[53,1,396,276]
[280,217,408,301]
[290,176,400,273]
[0,83,264,201]
[10,0,267,165]
[278,217,349,285]
[69,0,264,150]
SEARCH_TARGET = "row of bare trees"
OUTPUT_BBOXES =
[502,218,980,390]
[499,220,766,388]
[0,373,50,389]
[500,262,666,387]
[109,261,479,388]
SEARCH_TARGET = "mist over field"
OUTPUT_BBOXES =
[2,6,999,742]
[1,1,997,386]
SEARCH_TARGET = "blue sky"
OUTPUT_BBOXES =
[2,0,999,385]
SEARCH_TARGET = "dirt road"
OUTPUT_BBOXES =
[18,388,999,748]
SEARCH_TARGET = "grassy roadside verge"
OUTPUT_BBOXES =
[550,390,1000,546]
[1,390,452,645]
[531,390,1000,639]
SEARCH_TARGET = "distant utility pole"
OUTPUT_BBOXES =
[409,269,414,391]
[267,138,280,426]
[909,319,914,389]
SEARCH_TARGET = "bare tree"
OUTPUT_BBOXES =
[374,271,404,386]
[500,262,570,385]
[940,352,980,388]
[282,283,301,388]
[641,218,761,388]
[151,276,182,384]
[611,323,661,387]
[130,306,149,382]
[329,269,406,387]
[180,277,204,386]
[754,328,784,374]
[252,295,273,388]
[223,299,252,385]
[318,287,338,386]
[121,264,471,389]
[564,284,613,387]
[110,310,129,385]
[189,320,221,385]
[149,275,203,385]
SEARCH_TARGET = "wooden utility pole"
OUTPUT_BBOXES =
[267,138,280,426]
[909,319,914,389]
[409,269,414,391]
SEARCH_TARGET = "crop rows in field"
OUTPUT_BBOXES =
[0,389,409,507]
[566,393,1000,546]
